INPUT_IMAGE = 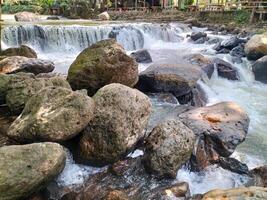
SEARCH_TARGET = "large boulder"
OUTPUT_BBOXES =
[0,142,66,200]
[0,45,37,58]
[98,11,110,20]
[136,63,202,104]
[179,102,249,170]
[5,73,71,114]
[67,39,138,95]
[130,49,152,63]
[0,56,55,75]
[245,33,267,60]
[143,119,195,178]
[252,55,267,83]
[197,187,267,200]
[14,11,39,22]
[59,157,190,200]
[8,87,95,142]
[79,83,152,166]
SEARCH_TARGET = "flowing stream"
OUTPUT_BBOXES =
[2,22,267,197]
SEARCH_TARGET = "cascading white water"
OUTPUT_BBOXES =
[2,22,267,197]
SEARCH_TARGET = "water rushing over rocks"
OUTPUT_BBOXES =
[2,21,267,198]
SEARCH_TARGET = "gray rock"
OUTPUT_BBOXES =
[143,119,195,178]
[136,63,202,104]
[0,45,37,58]
[131,49,152,63]
[252,55,267,83]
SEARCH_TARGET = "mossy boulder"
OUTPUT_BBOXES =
[67,39,138,96]
[0,45,37,58]
[0,142,66,200]
[5,73,71,115]
[79,83,152,166]
[8,87,95,142]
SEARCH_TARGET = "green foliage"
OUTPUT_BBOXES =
[234,10,250,24]
[2,4,42,14]
[185,0,194,6]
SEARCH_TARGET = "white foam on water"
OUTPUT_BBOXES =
[56,150,104,188]
[177,165,250,195]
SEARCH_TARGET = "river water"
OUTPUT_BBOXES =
[2,22,267,197]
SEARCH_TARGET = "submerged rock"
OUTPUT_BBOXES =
[143,119,195,178]
[5,73,70,114]
[197,187,267,200]
[14,11,39,22]
[245,33,267,60]
[0,45,37,58]
[67,39,138,95]
[0,142,66,200]
[179,102,249,170]
[136,63,202,104]
[0,56,55,75]
[79,83,152,166]
[8,87,95,142]
[130,49,152,63]
[252,55,267,83]
[61,157,190,200]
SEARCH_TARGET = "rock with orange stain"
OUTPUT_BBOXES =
[179,102,249,171]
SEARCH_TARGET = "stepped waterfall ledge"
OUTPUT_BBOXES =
[0,20,267,200]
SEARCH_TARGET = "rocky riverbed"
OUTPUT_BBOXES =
[0,20,267,200]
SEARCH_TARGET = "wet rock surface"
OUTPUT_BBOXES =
[136,63,202,104]
[179,102,250,170]
[250,165,267,187]
[252,55,267,83]
[67,39,138,95]
[212,58,239,80]
[0,56,55,75]
[8,87,95,142]
[130,49,152,63]
[190,32,207,41]
[0,143,66,200]
[60,157,190,200]
[79,83,152,166]
[143,119,195,178]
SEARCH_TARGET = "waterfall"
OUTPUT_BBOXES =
[2,23,188,52]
